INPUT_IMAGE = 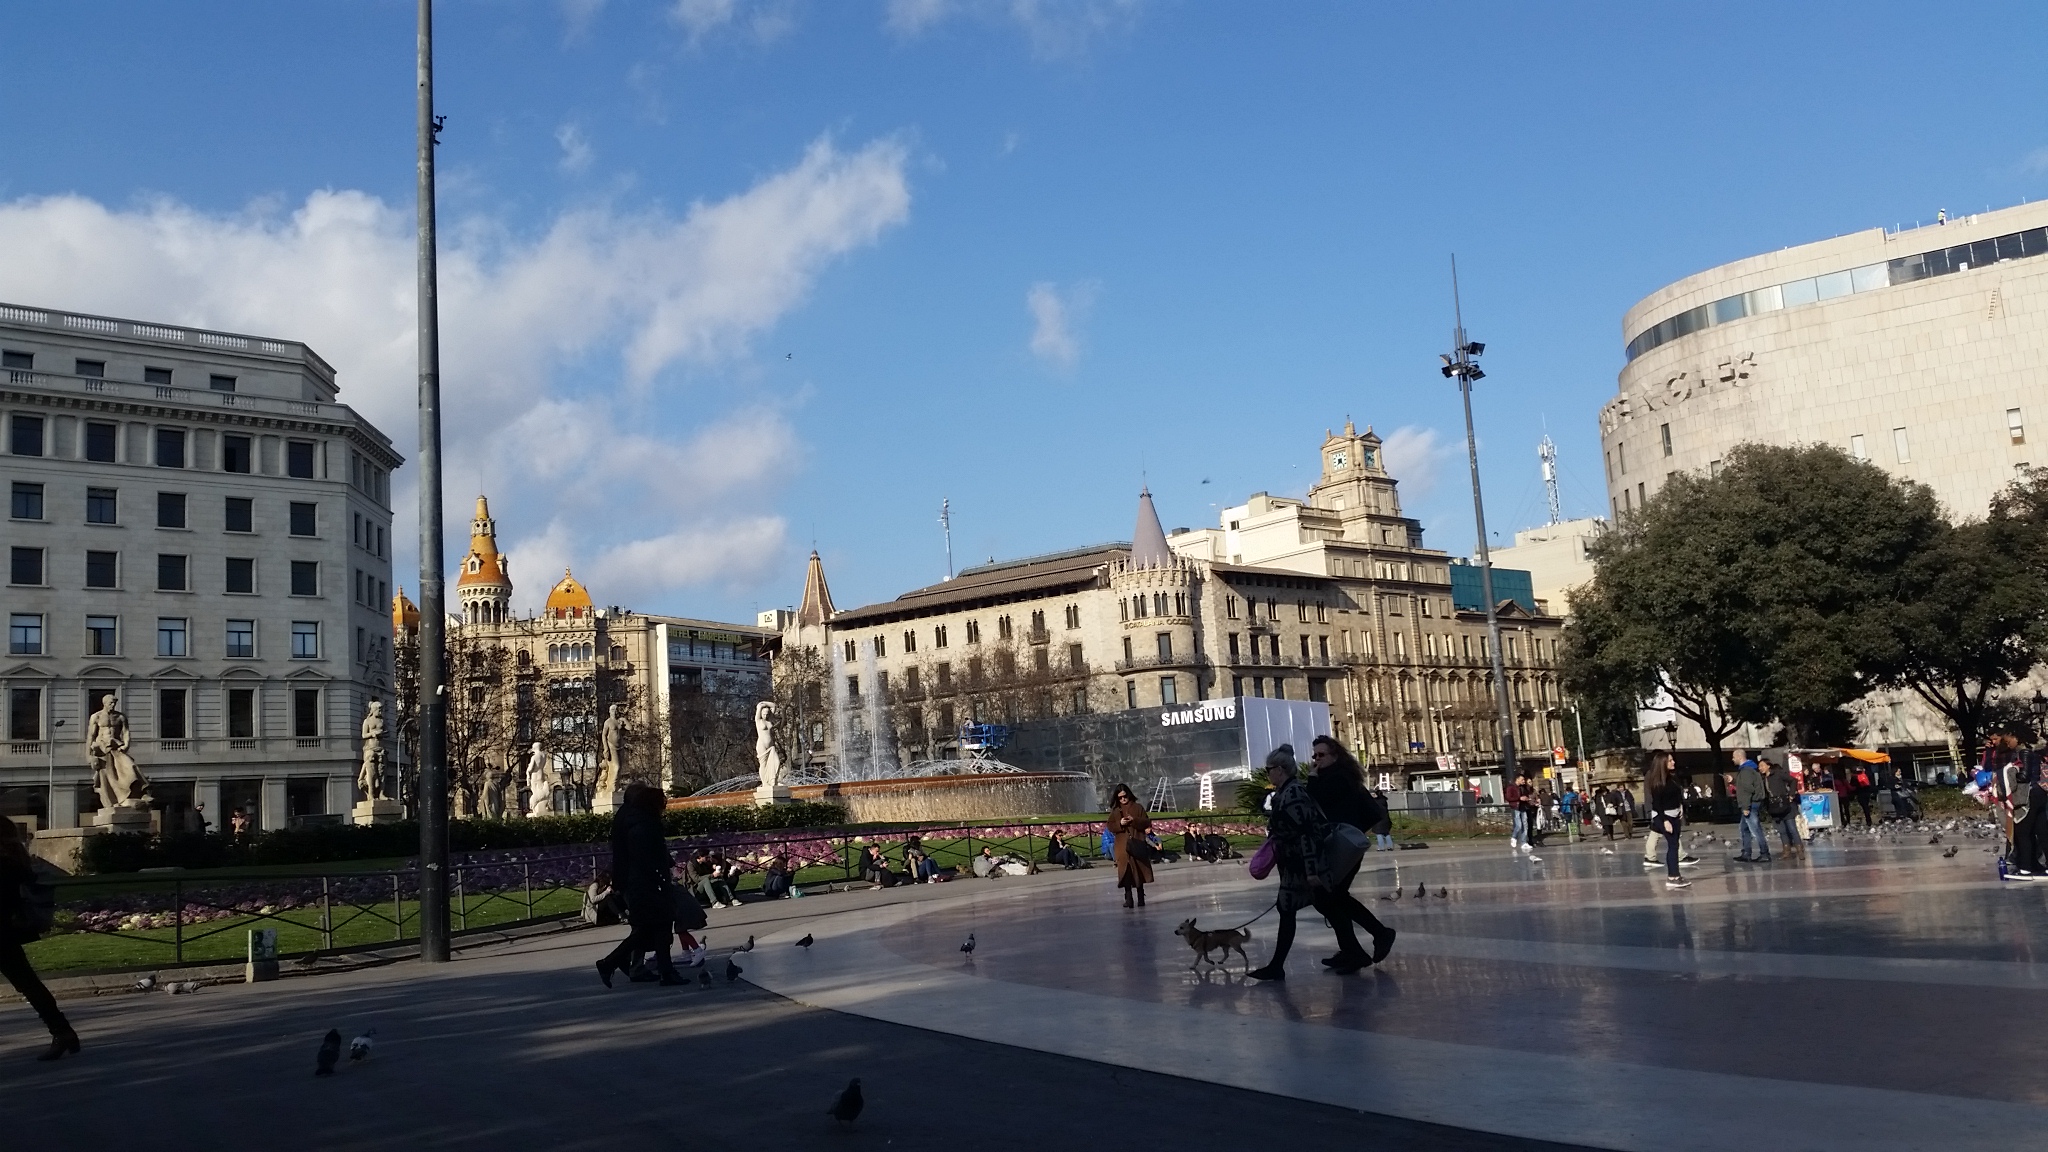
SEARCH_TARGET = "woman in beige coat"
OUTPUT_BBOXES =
[1107,782,1154,908]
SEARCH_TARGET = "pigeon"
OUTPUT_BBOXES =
[1600,847,1614,855]
[132,974,159,992]
[960,932,976,956]
[349,1029,375,1061]
[1928,834,1942,845]
[699,969,713,988]
[737,935,755,953]
[726,958,743,983]
[1389,888,1402,900]
[315,1029,342,1077]
[1436,888,1449,899]
[828,1078,864,1126]
[165,980,202,995]
[1942,846,1959,858]
[1415,882,1427,898]
[795,934,814,948]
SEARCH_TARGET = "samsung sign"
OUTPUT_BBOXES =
[1160,698,1239,728]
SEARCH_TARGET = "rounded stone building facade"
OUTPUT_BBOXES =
[1601,200,2048,521]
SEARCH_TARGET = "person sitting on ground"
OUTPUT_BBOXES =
[1045,829,1086,868]
[903,842,937,883]
[582,870,625,926]
[691,850,737,908]
[972,845,1034,878]
[711,852,745,903]
[860,843,901,888]
[1144,829,1180,864]
[1182,824,1217,863]
[761,853,795,899]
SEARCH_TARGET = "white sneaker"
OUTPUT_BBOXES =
[1665,877,1691,890]
[1528,856,1542,863]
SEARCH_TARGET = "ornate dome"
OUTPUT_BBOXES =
[391,585,420,633]
[545,568,594,617]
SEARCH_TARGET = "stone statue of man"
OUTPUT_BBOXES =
[89,694,152,810]
[357,700,388,801]
[480,758,507,820]
[755,700,784,792]
[597,703,626,795]
[525,742,555,817]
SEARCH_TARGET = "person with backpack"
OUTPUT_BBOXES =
[0,817,77,1061]
[1851,761,1879,827]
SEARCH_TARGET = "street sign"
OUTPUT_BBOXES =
[1553,745,1570,765]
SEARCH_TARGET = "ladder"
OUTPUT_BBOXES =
[1148,777,1173,811]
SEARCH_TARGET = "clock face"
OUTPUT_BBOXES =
[1331,452,1347,469]
[1362,448,1376,468]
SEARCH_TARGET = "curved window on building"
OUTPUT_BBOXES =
[1625,224,2048,361]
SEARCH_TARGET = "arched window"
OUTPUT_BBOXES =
[547,645,558,663]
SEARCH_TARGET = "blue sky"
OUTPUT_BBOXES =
[3,1,2045,622]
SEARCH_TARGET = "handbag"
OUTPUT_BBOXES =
[1322,823,1370,887]
[1247,838,1278,880]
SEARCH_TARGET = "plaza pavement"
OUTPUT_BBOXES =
[4,832,2045,1150]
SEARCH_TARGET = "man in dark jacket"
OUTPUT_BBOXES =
[1734,751,1771,863]
[595,785,683,987]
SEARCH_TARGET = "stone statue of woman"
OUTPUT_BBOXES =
[357,700,388,801]
[755,700,784,792]
[597,703,626,795]
[525,742,555,817]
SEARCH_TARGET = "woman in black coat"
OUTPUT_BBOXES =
[595,785,684,987]
[1305,737,1396,969]
[0,817,77,1060]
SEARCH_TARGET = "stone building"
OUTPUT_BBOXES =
[774,423,1565,789]
[1603,200,2048,522]
[424,495,772,804]
[1,301,398,836]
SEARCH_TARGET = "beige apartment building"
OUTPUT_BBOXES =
[1602,200,2048,521]
[1,301,399,835]
[776,423,1565,786]
[437,496,772,803]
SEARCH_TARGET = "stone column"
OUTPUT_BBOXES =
[261,777,288,832]
[194,778,223,835]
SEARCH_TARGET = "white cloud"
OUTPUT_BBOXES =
[887,0,1144,56]
[1378,425,1454,502]
[886,0,953,35]
[0,134,911,610]
[559,0,606,40]
[554,123,594,173]
[2022,146,2048,174]
[1026,280,1095,368]
[671,0,796,45]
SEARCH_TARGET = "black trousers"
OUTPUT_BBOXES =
[0,938,70,1037]
[2013,811,2046,873]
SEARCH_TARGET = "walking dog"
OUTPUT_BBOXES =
[1173,918,1252,971]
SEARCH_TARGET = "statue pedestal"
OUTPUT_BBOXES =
[351,799,405,826]
[753,785,793,808]
[92,805,154,835]
[590,789,625,814]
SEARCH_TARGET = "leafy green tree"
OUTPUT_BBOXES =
[1562,443,1946,749]
[1875,472,2048,756]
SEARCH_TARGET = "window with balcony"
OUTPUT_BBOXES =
[293,689,320,738]
[1157,633,1173,661]
[159,689,188,740]
[228,688,256,738]
[8,687,40,740]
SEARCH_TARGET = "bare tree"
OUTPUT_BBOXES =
[770,643,832,771]
[669,677,759,795]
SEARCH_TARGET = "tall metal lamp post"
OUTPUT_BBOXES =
[414,0,451,962]
[1441,260,1519,786]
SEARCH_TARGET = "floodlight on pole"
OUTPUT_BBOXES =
[1445,257,1520,786]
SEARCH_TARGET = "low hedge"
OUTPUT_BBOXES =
[76,801,847,874]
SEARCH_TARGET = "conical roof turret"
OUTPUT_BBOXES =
[1132,487,1172,568]
[798,550,836,627]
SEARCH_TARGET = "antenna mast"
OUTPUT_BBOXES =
[939,498,954,580]
[1538,435,1562,526]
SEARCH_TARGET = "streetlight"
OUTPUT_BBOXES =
[1442,258,1518,782]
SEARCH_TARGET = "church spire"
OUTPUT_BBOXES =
[1132,487,1172,568]
[798,550,836,627]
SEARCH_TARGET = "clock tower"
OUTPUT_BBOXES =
[1309,420,1402,522]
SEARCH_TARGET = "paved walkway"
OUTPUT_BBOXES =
[3,833,2042,1150]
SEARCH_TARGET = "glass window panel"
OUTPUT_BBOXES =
[1948,244,1974,271]
[1921,248,1950,276]
[1996,232,2027,261]
[1850,263,1888,292]
[84,421,117,462]
[1886,256,1923,284]
[155,428,186,468]
[157,617,187,657]
[1815,270,1854,300]
[86,615,118,655]
[87,488,117,524]
[1746,284,1783,313]
[86,551,118,588]
[2021,228,2048,257]
[1712,295,1746,324]
[1781,277,1818,306]
[1970,239,1997,268]
[226,619,255,658]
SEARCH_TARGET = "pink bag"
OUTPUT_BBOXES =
[1247,838,1277,880]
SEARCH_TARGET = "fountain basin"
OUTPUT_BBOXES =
[669,770,1098,823]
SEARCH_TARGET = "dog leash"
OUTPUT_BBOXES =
[1220,902,1277,932]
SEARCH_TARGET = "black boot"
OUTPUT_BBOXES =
[1122,888,1134,908]
[38,1028,80,1062]
[1136,886,1145,907]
